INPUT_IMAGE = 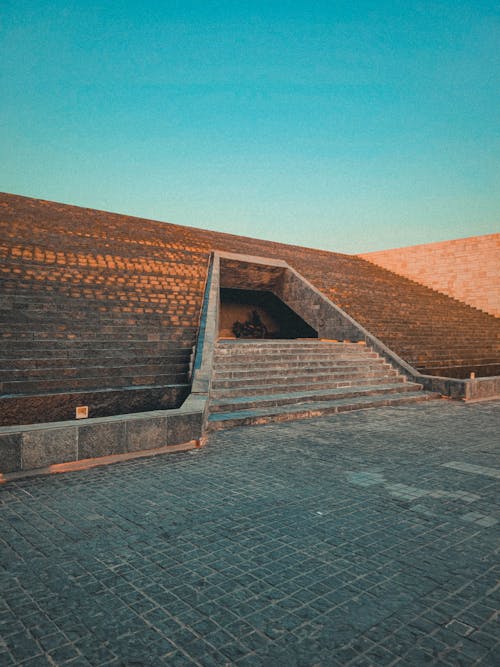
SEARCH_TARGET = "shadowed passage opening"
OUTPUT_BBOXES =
[219,288,317,339]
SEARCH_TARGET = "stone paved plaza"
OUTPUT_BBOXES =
[1,400,499,666]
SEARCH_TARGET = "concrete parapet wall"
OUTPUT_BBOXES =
[0,384,190,428]
[359,234,500,317]
[277,268,363,341]
[466,376,500,401]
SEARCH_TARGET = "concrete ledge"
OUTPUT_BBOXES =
[0,396,206,477]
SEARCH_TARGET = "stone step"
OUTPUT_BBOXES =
[0,340,194,353]
[209,382,423,413]
[0,303,200,326]
[0,361,188,382]
[0,352,190,370]
[212,367,401,390]
[213,361,397,380]
[208,391,438,431]
[1,372,189,395]
[0,330,197,342]
[211,373,407,397]
[0,328,193,341]
[213,358,386,373]
[214,351,380,365]
[409,349,499,358]
[420,364,500,379]
[411,356,500,365]
[215,340,363,350]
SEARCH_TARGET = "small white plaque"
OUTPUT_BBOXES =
[76,406,89,419]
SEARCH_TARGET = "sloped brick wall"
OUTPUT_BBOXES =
[359,235,500,317]
[1,191,499,426]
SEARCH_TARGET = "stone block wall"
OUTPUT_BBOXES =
[0,402,204,476]
[359,234,500,317]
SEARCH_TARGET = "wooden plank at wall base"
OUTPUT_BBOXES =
[0,438,206,483]
[0,401,206,476]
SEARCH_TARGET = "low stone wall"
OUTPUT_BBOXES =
[359,234,500,317]
[467,376,500,401]
[0,395,205,477]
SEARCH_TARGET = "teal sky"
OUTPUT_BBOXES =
[1,1,499,253]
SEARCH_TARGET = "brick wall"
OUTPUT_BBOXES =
[1,192,499,407]
[359,235,500,317]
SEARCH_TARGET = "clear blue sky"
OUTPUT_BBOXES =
[1,1,499,253]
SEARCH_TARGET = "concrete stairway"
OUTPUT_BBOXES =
[208,340,438,431]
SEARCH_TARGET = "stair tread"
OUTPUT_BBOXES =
[212,375,406,394]
[209,391,436,422]
[210,382,420,407]
[1,382,189,399]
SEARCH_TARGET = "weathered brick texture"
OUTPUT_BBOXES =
[1,192,499,427]
[359,234,500,317]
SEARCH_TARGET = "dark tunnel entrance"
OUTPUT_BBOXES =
[219,288,318,339]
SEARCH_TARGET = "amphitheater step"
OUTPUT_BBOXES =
[0,362,189,382]
[210,382,425,413]
[211,373,407,397]
[212,362,399,380]
[1,373,189,395]
[0,353,191,371]
[208,391,436,430]
[208,339,437,431]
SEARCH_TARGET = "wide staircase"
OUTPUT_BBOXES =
[208,339,438,431]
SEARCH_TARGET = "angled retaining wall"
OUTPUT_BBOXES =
[360,234,500,317]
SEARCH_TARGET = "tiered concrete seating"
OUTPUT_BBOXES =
[1,192,499,426]
[208,340,437,430]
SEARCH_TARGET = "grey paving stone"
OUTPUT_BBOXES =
[0,399,499,665]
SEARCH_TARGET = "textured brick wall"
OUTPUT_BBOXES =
[359,234,500,317]
[1,193,499,386]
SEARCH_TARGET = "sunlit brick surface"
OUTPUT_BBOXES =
[360,235,500,318]
[1,193,499,421]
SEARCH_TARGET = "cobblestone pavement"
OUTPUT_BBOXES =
[1,400,499,666]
